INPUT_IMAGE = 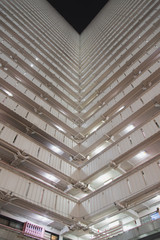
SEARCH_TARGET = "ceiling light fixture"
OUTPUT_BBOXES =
[93,172,111,185]
[104,178,112,185]
[124,124,135,133]
[155,102,160,108]
[44,173,60,183]
[93,145,105,155]
[15,77,22,82]
[153,195,160,201]
[50,144,63,155]
[116,106,125,113]
[90,125,99,134]
[0,88,13,97]
[3,66,8,71]
[135,151,148,159]
[56,125,65,133]
[37,215,53,224]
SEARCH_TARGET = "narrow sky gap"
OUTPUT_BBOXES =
[47,0,109,34]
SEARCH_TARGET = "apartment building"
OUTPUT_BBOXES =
[0,0,160,239]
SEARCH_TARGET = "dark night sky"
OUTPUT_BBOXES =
[47,0,109,34]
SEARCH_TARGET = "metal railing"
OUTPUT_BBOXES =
[91,224,123,240]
